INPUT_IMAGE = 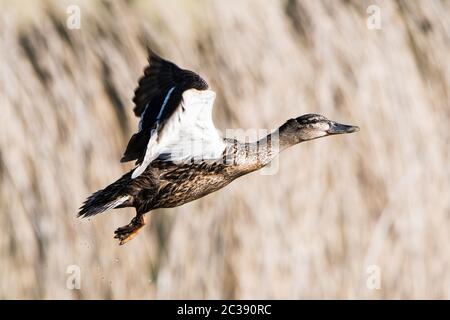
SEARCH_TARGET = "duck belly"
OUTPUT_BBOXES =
[153,165,233,208]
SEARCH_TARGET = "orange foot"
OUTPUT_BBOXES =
[114,215,145,245]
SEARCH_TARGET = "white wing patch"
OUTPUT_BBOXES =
[131,89,225,179]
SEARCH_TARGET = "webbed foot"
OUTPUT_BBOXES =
[114,215,145,245]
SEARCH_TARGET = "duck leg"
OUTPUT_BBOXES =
[114,213,146,245]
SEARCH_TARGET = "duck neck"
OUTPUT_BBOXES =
[225,127,296,173]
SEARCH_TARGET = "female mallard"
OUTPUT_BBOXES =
[79,51,359,245]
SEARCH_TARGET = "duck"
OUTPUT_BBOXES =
[79,50,359,245]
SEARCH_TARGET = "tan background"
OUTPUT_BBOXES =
[1,0,449,299]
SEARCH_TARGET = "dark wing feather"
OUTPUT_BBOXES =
[121,50,209,164]
[120,131,150,163]
[132,49,208,117]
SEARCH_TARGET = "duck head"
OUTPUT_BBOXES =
[279,114,359,147]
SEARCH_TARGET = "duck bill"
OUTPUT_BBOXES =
[327,122,360,135]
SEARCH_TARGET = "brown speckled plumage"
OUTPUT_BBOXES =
[81,138,269,215]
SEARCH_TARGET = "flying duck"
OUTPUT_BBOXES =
[79,50,359,245]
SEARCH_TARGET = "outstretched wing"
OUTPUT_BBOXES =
[121,50,208,164]
[122,51,225,179]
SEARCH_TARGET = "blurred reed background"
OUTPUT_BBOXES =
[0,0,449,299]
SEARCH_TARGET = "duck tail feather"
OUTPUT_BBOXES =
[78,172,133,218]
